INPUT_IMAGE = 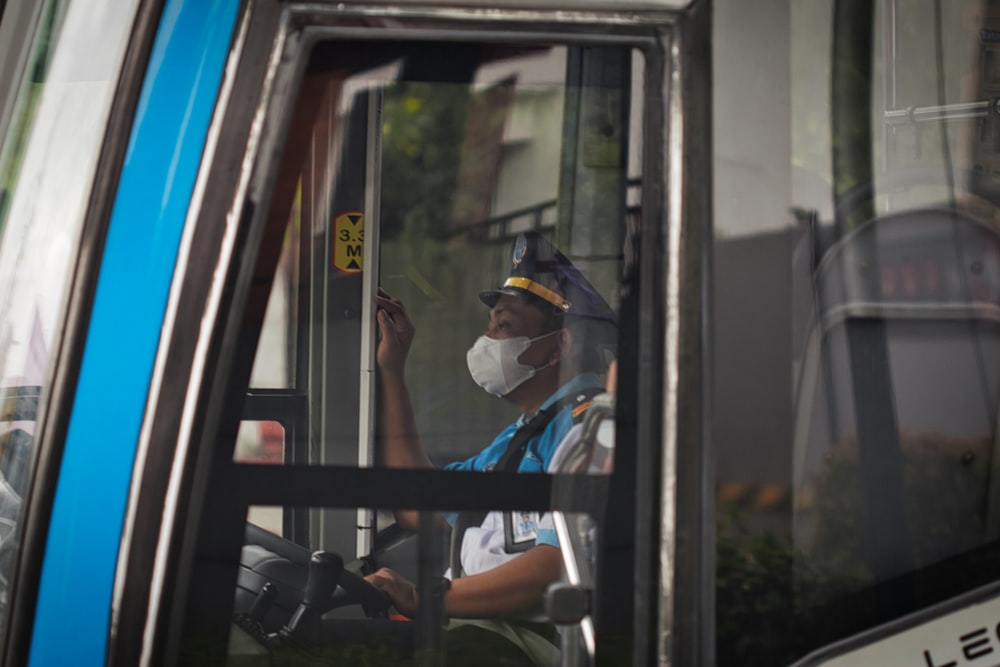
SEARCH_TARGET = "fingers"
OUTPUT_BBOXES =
[366,566,403,583]
[364,568,418,618]
[364,568,390,588]
[376,289,406,315]
[375,290,414,335]
[376,308,394,341]
[377,306,412,341]
[375,290,415,369]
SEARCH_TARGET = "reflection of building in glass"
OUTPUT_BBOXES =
[455,49,567,238]
[966,5,1000,178]
[791,209,1000,606]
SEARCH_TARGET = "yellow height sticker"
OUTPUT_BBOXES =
[332,211,364,273]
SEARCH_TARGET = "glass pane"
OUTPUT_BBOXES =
[235,420,285,465]
[240,42,634,473]
[186,31,644,667]
[0,0,138,634]
[715,0,1000,662]
[378,57,626,469]
[249,192,302,390]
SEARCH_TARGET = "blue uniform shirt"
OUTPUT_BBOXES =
[444,372,603,552]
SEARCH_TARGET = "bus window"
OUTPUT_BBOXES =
[0,0,138,645]
[236,42,631,475]
[170,11,653,665]
[714,0,1000,662]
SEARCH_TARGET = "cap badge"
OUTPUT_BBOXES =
[512,234,527,266]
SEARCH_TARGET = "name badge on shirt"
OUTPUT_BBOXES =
[504,511,539,553]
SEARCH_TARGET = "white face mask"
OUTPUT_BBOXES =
[466,331,559,397]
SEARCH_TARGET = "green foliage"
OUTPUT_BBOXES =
[717,428,995,663]
[716,508,805,665]
[380,83,472,242]
[805,430,992,582]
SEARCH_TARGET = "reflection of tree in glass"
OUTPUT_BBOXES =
[0,1,65,229]
[379,81,518,463]
[716,509,803,666]
[804,430,992,586]
[717,429,996,664]
[380,82,471,242]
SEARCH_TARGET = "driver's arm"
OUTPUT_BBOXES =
[374,291,434,531]
[366,544,562,619]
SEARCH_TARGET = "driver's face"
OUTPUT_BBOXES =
[484,295,547,340]
[484,295,561,368]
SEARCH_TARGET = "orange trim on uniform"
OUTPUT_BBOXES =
[504,277,571,312]
[571,401,591,419]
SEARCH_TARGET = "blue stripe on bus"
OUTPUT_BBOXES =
[28,0,239,663]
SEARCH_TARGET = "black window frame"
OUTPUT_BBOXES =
[103,4,696,666]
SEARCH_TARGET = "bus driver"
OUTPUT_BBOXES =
[366,231,616,624]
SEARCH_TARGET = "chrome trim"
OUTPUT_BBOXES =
[356,86,383,557]
[660,21,682,666]
[553,511,597,665]
[288,1,679,27]
[246,5,296,205]
[551,394,615,667]
[884,100,993,127]
[301,0,695,10]
[662,2,712,664]
[296,25,658,48]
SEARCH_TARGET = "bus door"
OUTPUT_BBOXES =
[82,3,698,666]
[178,26,647,667]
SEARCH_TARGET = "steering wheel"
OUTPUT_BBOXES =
[236,522,392,634]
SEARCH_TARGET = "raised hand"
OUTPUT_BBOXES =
[375,289,416,375]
